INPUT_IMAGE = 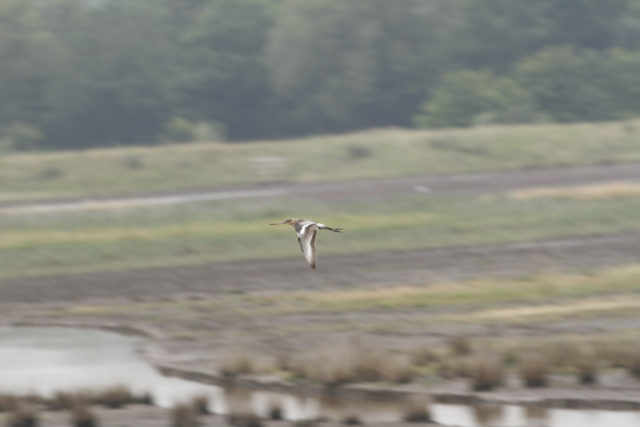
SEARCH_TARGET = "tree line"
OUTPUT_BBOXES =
[2,0,640,150]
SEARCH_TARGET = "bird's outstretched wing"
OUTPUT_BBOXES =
[298,230,317,269]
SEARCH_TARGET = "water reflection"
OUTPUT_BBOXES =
[430,403,640,427]
[0,327,639,427]
[0,327,217,407]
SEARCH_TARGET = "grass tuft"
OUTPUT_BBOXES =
[70,399,98,427]
[409,344,438,366]
[6,404,39,427]
[267,402,283,420]
[290,340,417,386]
[93,385,137,408]
[170,403,199,427]
[448,335,473,356]
[627,344,640,379]
[0,394,20,412]
[191,394,209,415]
[541,340,578,369]
[342,415,362,425]
[574,347,599,385]
[468,352,503,391]
[519,353,550,388]
[346,144,373,160]
[227,413,263,427]
[402,396,432,423]
[218,349,257,377]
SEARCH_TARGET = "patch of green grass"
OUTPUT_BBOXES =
[0,120,639,199]
[66,264,640,323]
[1,191,640,280]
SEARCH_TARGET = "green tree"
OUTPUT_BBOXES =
[602,49,640,117]
[514,46,615,122]
[414,70,544,128]
[179,0,279,140]
[454,0,634,70]
[266,0,454,135]
[0,0,60,133]
[41,0,180,148]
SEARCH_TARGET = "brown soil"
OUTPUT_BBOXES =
[2,232,639,304]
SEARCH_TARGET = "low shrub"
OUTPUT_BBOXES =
[346,144,373,160]
[267,402,283,420]
[170,403,199,427]
[519,353,550,388]
[6,404,39,427]
[574,347,599,385]
[448,335,473,356]
[227,413,263,427]
[191,394,209,415]
[627,344,640,379]
[402,396,432,422]
[218,349,256,377]
[342,415,362,425]
[543,340,578,369]
[468,352,503,391]
[437,356,469,379]
[70,400,98,427]
[409,345,438,366]
[291,340,417,386]
[0,394,19,412]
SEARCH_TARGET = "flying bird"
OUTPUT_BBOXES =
[270,218,342,269]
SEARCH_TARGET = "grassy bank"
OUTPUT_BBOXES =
[67,263,640,323]
[1,120,640,201]
[1,187,640,280]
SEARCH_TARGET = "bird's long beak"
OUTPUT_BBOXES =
[269,221,286,225]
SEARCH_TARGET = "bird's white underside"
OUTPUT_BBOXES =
[296,221,318,268]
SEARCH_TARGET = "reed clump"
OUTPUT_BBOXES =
[6,404,39,427]
[190,394,209,415]
[409,344,438,366]
[574,347,599,385]
[519,353,550,388]
[448,335,473,356]
[289,340,417,386]
[218,349,257,378]
[402,396,432,423]
[627,344,640,379]
[543,340,579,369]
[342,415,362,425]
[226,412,263,427]
[438,356,470,379]
[468,352,503,391]
[70,399,98,427]
[170,403,199,427]
[93,385,150,408]
[0,394,20,412]
[267,402,283,420]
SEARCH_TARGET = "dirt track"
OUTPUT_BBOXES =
[2,162,640,214]
[2,232,639,304]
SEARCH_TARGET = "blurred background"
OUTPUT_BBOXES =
[3,0,640,150]
[1,1,640,426]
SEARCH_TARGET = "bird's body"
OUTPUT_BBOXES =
[270,218,342,269]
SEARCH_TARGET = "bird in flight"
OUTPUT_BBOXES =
[270,218,342,269]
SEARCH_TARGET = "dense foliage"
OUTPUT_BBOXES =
[2,0,640,149]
